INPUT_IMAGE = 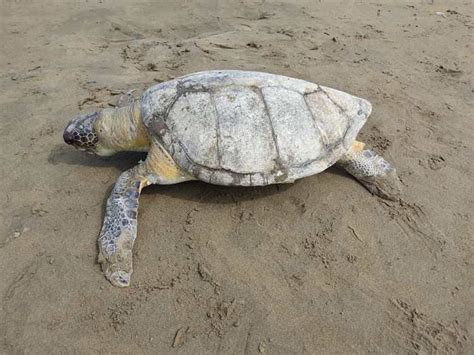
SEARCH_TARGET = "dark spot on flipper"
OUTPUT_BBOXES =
[116,274,130,286]
[363,150,375,158]
[126,210,137,219]
[126,190,139,199]
[381,161,393,171]
[126,200,138,209]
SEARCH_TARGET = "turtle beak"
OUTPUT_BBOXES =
[63,112,99,150]
[63,130,74,145]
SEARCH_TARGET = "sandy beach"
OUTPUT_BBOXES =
[0,0,472,353]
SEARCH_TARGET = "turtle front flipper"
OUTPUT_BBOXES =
[98,141,193,287]
[98,163,148,287]
[337,141,401,201]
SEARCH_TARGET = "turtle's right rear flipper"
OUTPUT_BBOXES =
[337,141,401,201]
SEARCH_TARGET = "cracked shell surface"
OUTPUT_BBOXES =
[141,70,371,186]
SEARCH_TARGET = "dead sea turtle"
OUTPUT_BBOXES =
[63,70,401,287]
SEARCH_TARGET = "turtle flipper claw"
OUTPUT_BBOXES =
[98,242,132,287]
[107,271,131,288]
[98,227,135,287]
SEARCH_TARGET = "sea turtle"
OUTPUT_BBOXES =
[63,70,401,287]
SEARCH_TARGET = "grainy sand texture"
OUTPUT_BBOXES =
[0,1,472,353]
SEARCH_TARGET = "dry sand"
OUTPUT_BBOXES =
[1,0,473,353]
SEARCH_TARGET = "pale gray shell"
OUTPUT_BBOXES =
[141,70,371,186]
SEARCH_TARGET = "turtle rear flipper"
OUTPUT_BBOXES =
[337,141,401,201]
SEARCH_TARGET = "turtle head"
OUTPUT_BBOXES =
[63,111,116,156]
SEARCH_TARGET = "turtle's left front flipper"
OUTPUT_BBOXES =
[98,141,193,287]
[337,140,401,201]
[98,162,149,287]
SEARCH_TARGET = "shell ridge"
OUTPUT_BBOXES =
[209,90,222,167]
[262,85,302,96]
[162,93,182,124]
[178,142,251,175]
[255,87,283,170]
[302,89,328,146]
[319,87,351,120]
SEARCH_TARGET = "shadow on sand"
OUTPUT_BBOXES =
[49,143,351,206]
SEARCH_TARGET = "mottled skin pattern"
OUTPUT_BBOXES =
[336,141,401,201]
[97,142,191,286]
[63,71,401,287]
[97,164,143,286]
[63,112,99,150]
